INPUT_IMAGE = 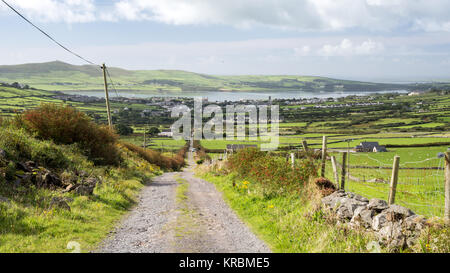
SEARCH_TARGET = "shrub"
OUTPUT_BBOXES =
[314,177,337,197]
[227,148,318,195]
[0,126,70,170]
[227,148,265,178]
[147,127,160,137]
[193,140,211,163]
[21,104,120,166]
[30,142,69,170]
[115,123,134,136]
[0,127,33,161]
[196,159,204,165]
[121,142,188,171]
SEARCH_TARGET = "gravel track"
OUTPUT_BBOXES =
[98,152,271,253]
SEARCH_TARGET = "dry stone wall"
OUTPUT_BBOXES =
[322,190,427,249]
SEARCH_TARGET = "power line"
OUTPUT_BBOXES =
[1,0,97,66]
[105,67,120,98]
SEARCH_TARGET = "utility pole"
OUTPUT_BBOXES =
[101,63,113,129]
[143,127,147,149]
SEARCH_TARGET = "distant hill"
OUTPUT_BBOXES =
[0,61,447,92]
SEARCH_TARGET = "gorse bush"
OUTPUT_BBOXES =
[21,104,120,166]
[228,148,318,195]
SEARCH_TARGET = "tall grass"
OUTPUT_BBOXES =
[121,142,188,171]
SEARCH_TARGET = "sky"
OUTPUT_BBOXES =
[1,0,450,82]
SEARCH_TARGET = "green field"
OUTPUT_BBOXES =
[1,72,449,221]
[2,61,449,92]
[323,146,448,217]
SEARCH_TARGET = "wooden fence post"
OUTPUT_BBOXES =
[331,156,339,189]
[341,152,347,190]
[291,153,295,169]
[444,152,450,222]
[321,136,327,177]
[388,156,401,205]
[302,140,309,152]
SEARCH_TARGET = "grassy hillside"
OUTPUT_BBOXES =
[0,104,188,252]
[0,61,438,92]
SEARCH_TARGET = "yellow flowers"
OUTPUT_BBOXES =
[43,209,55,217]
[234,180,250,192]
[241,181,250,190]
[268,204,275,209]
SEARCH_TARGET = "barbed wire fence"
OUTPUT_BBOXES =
[332,152,447,217]
[279,136,449,219]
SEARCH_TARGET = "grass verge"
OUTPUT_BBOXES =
[197,172,377,253]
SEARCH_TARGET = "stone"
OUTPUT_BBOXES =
[62,184,75,193]
[74,185,94,196]
[385,204,415,219]
[24,161,37,170]
[16,161,33,172]
[73,178,98,196]
[322,194,344,209]
[37,172,63,188]
[15,174,32,183]
[350,206,365,226]
[0,149,6,159]
[360,209,374,225]
[0,196,10,204]
[49,197,71,211]
[85,177,99,186]
[367,199,389,211]
[378,222,406,249]
[372,212,388,231]
[340,197,367,215]
[336,205,353,220]
[354,194,369,203]
[351,207,374,228]
[330,190,346,198]
[406,236,419,248]
[403,215,426,231]
[345,192,355,199]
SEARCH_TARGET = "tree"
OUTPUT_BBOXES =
[116,123,134,136]
[147,126,160,137]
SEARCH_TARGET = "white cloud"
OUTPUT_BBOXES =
[317,39,385,56]
[109,0,450,32]
[110,0,322,29]
[294,46,311,57]
[1,0,96,23]
[2,0,450,32]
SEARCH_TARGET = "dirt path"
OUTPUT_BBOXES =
[98,151,270,253]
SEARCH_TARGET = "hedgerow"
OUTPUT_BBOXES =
[227,148,319,195]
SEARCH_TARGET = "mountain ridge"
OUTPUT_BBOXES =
[0,61,446,92]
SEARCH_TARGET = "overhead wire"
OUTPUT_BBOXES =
[2,0,124,113]
[105,67,120,98]
[1,0,98,66]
